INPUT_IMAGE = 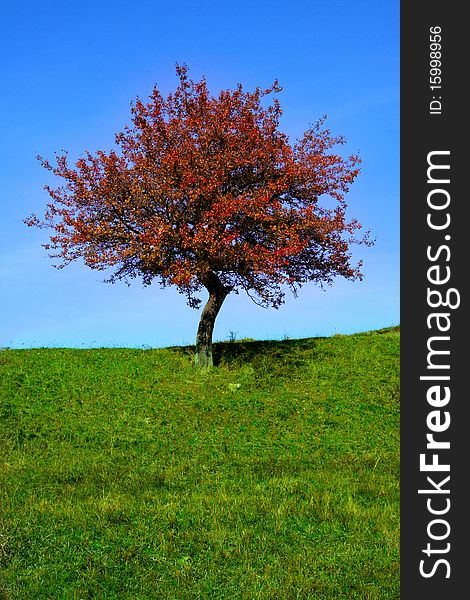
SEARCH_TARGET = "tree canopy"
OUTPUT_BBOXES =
[26,64,372,367]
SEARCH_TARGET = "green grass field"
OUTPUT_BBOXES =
[0,327,399,599]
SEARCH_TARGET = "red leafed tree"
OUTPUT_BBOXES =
[26,64,372,368]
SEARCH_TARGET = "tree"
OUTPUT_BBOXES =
[26,64,372,368]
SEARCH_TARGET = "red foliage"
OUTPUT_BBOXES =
[26,64,371,311]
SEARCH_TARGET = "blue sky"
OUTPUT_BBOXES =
[1,0,399,349]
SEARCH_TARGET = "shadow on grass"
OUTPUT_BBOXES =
[169,336,323,368]
[168,326,400,368]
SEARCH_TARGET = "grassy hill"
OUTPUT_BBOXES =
[0,327,399,599]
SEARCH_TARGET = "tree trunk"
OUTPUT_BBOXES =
[195,273,231,368]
